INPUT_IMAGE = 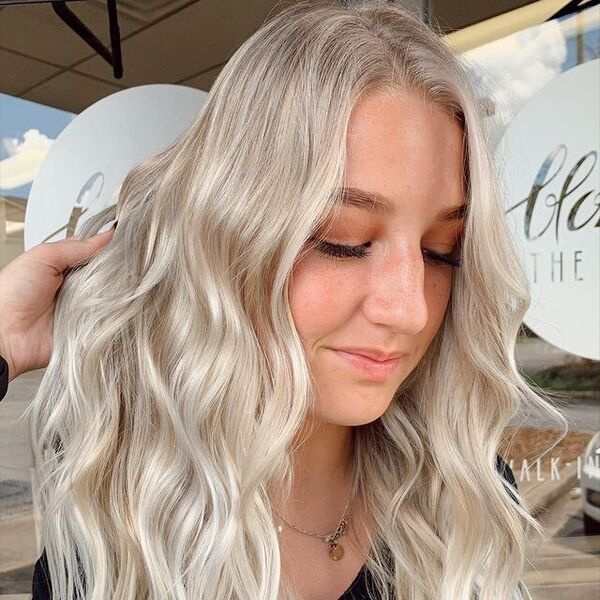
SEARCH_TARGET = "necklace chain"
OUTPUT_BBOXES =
[271,478,357,561]
[272,496,352,542]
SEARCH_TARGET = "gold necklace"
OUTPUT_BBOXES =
[272,496,353,561]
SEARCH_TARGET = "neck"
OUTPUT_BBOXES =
[269,420,356,531]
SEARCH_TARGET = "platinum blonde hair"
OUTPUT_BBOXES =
[24,1,567,598]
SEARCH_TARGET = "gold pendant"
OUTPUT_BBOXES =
[328,541,344,561]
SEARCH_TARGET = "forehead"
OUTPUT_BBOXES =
[344,91,466,215]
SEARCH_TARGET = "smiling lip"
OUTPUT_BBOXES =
[329,348,404,382]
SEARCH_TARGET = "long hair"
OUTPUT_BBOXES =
[24,1,567,598]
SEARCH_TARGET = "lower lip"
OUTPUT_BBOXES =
[329,348,403,382]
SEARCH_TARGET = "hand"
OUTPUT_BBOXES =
[0,227,116,382]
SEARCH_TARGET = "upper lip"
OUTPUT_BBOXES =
[331,347,407,362]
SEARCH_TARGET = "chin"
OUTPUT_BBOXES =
[315,394,393,427]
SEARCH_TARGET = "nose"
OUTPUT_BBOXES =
[361,245,429,336]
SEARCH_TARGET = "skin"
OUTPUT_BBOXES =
[0,228,116,383]
[271,90,466,597]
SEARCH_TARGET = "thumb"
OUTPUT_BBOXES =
[42,226,116,274]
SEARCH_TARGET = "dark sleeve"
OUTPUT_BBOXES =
[32,549,52,600]
[496,453,519,505]
[0,354,8,402]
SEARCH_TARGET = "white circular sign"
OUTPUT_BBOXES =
[25,84,207,250]
[496,59,599,360]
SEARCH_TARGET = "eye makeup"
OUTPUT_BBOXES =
[308,236,463,269]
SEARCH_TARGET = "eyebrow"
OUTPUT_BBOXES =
[338,187,467,222]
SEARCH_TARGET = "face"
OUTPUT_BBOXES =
[289,90,466,427]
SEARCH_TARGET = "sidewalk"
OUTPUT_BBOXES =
[0,369,43,596]
[519,461,580,518]
[514,336,581,374]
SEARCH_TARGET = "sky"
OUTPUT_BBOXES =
[0,93,75,199]
[464,9,598,130]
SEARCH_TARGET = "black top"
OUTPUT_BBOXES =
[31,455,518,600]
[0,353,9,402]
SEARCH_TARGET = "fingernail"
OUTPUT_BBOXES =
[97,219,117,234]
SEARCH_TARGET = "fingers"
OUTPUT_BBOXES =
[36,226,116,274]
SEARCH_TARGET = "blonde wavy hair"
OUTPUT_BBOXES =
[24,1,567,599]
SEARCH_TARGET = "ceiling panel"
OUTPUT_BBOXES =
[180,62,228,92]
[0,1,144,67]
[433,0,538,31]
[73,0,287,86]
[95,0,200,23]
[0,47,60,95]
[21,69,123,113]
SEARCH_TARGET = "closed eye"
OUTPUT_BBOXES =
[310,238,462,269]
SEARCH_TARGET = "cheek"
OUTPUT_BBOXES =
[289,256,350,344]
[423,270,454,334]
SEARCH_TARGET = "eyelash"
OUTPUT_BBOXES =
[310,238,463,269]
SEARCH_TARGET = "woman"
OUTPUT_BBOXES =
[9,1,566,598]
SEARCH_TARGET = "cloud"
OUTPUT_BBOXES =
[464,20,568,129]
[0,128,54,190]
